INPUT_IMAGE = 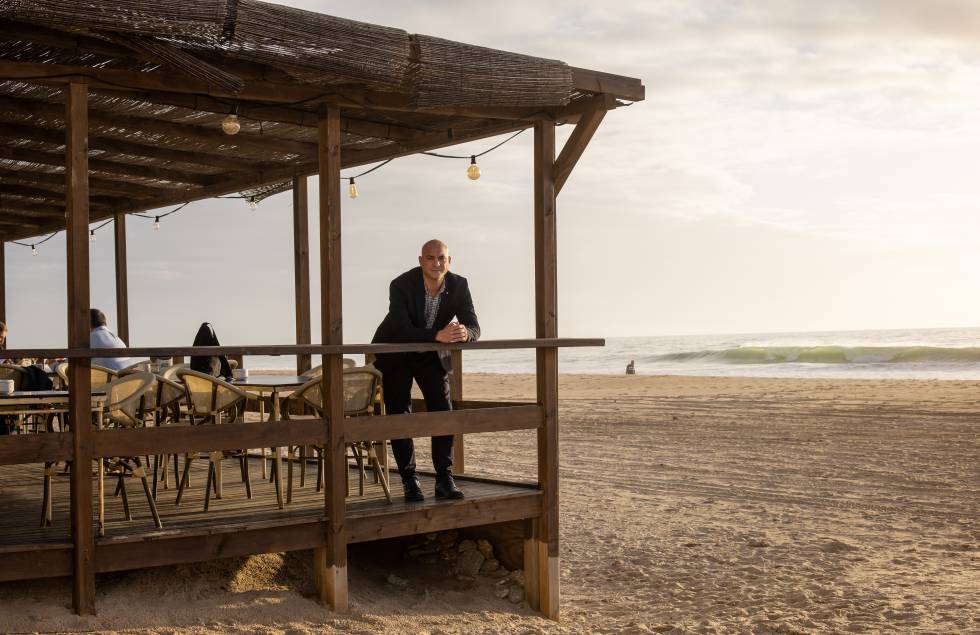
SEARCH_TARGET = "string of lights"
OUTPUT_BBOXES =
[6,125,528,253]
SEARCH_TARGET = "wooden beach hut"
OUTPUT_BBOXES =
[0,1,644,619]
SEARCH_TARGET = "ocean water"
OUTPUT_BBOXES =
[247,326,980,380]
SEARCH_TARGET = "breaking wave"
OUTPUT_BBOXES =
[650,346,980,365]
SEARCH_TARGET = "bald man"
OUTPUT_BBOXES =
[371,239,481,502]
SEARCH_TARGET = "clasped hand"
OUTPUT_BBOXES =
[435,321,469,343]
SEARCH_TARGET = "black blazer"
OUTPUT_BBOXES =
[372,267,480,372]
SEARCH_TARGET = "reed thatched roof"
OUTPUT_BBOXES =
[0,0,644,242]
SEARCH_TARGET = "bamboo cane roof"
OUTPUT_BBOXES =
[0,0,644,242]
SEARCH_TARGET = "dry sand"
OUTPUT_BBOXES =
[1,374,977,634]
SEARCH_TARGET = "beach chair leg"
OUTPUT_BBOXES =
[315,447,323,492]
[118,473,132,521]
[175,455,192,507]
[299,445,307,487]
[240,454,252,499]
[40,462,53,527]
[287,447,295,505]
[172,453,180,488]
[272,448,284,509]
[204,461,215,512]
[212,452,223,499]
[152,454,159,499]
[354,445,366,497]
[134,458,162,529]
[369,452,391,503]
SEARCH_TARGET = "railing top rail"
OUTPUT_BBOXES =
[2,337,604,359]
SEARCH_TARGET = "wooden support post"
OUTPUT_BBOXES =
[529,120,559,619]
[313,105,347,611]
[450,349,464,474]
[113,212,129,344]
[293,176,312,375]
[65,82,95,616]
[0,241,6,324]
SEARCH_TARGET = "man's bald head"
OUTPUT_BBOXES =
[419,239,451,285]
[421,239,448,255]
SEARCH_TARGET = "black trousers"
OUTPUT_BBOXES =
[376,352,453,481]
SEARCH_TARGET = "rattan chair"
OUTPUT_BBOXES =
[98,372,161,532]
[283,366,391,503]
[174,368,268,511]
[300,358,356,379]
[160,363,189,381]
[56,363,119,389]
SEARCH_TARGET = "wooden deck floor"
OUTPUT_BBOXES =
[0,455,541,581]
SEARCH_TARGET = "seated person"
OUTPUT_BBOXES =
[90,309,133,371]
[190,322,233,380]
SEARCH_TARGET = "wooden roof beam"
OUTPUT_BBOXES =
[0,201,65,218]
[554,96,608,196]
[0,95,316,157]
[0,122,279,172]
[0,145,219,186]
[0,166,166,199]
[0,183,126,209]
[571,67,645,102]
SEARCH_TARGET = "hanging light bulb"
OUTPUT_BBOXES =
[348,177,358,199]
[467,155,481,180]
[31,244,37,256]
[153,216,160,231]
[89,229,96,242]
[246,197,258,211]
[221,112,241,135]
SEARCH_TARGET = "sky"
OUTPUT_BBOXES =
[7,0,980,348]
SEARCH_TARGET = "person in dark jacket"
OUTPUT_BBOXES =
[190,323,233,380]
[372,239,480,503]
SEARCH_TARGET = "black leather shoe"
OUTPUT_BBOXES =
[403,476,424,502]
[434,474,464,500]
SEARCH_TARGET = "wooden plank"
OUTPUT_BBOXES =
[554,97,608,196]
[95,520,326,573]
[92,419,328,458]
[346,405,541,443]
[0,432,73,465]
[0,544,73,582]
[571,67,645,101]
[113,213,129,345]
[450,350,464,474]
[292,176,312,375]
[316,104,347,611]
[533,120,560,620]
[0,240,4,323]
[0,337,606,360]
[65,81,95,616]
[347,492,542,543]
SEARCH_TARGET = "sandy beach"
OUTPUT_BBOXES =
[0,374,977,634]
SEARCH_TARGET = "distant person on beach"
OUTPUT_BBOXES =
[626,359,635,375]
[190,322,233,380]
[372,239,481,503]
[90,309,132,371]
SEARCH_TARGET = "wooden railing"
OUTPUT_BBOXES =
[0,338,599,603]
